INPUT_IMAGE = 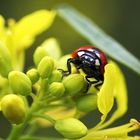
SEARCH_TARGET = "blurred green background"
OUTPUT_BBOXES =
[0,0,140,138]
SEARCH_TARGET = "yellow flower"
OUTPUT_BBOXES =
[76,60,128,127]
[81,119,140,140]
[60,58,128,125]
[0,10,56,71]
[80,61,140,139]
[0,7,138,140]
[96,61,128,128]
[33,38,139,138]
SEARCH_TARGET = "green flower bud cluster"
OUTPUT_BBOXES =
[0,10,137,140]
[0,43,96,138]
[32,48,91,139]
[2,47,88,100]
[32,47,88,99]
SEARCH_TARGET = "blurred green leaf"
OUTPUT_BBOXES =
[20,136,64,140]
[57,5,140,75]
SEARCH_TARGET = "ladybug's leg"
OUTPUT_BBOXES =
[66,58,74,75]
[85,75,100,84]
[95,81,103,90]
[58,58,76,77]
[85,75,100,90]
[84,82,91,93]
[76,64,83,69]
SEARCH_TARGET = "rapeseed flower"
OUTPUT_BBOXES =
[0,9,139,140]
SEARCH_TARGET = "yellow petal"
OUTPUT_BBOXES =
[12,10,56,49]
[41,38,62,60]
[82,119,140,140]
[97,63,116,115]
[98,61,128,129]
[112,61,128,119]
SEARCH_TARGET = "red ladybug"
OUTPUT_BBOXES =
[61,46,108,90]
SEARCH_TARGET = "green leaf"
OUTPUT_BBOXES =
[20,136,64,140]
[57,5,140,75]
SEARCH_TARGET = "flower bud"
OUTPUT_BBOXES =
[0,76,9,90]
[48,82,65,98]
[26,68,39,84]
[54,118,87,139]
[8,71,32,96]
[63,74,86,97]
[49,70,62,83]
[37,56,54,79]
[40,79,49,92]
[76,95,97,112]
[33,47,48,66]
[0,42,12,77]
[1,94,26,124]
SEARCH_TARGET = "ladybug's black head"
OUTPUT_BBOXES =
[71,49,103,81]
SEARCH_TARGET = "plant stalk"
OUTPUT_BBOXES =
[7,92,43,140]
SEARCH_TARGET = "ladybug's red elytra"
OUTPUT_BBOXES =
[61,46,108,90]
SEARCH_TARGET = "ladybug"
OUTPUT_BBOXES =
[61,46,108,90]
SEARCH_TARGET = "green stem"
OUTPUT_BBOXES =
[25,122,39,136]
[7,124,26,140]
[7,88,46,140]
[7,101,40,140]
[74,109,85,119]
[6,78,58,140]
[32,113,56,125]
[19,136,64,140]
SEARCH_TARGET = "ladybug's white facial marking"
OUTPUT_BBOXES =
[95,59,100,66]
[90,58,93,61]
[88,48,93,52]
[95,52,100,58]
[77,51,85,56]
[85,56,88,59]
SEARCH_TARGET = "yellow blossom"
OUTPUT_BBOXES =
[0,10,56,71]
[0,7,139,140]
